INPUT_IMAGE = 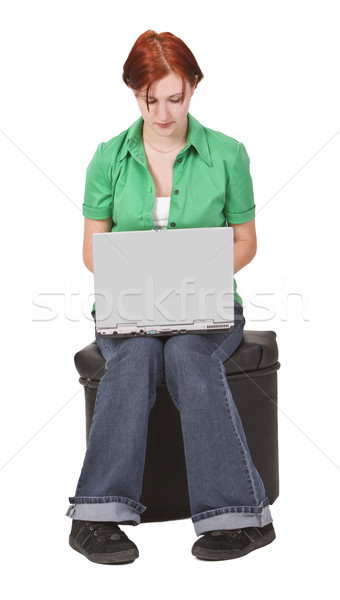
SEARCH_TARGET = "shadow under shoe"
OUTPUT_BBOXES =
[69,520,139,565]
[192,523,276,561]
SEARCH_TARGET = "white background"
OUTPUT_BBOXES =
[1,0,339,597]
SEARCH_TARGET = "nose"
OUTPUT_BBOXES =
[156,101,169,122]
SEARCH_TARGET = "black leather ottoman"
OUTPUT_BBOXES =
[74,330,280,523]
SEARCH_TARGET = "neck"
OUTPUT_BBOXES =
[142,117,189,152]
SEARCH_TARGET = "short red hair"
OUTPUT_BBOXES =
[122,30,204,109]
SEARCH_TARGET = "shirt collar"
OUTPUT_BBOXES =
[118,116,144,163]
[186,113,212,166]
[119,113,212,166]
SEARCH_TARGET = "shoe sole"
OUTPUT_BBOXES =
[69,535,139,565]
[192,529,276,561]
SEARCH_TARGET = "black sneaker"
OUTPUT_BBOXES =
[192,523,276,561]
[69,520,139,564]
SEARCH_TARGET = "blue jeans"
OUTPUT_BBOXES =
[66,302,272,535]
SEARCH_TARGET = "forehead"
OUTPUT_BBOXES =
[143,72,188,98]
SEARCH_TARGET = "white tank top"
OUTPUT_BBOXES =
[152,196,171,229]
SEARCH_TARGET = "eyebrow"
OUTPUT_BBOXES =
[141,92,183,100]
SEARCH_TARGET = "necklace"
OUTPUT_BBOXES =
[143,136,186,154]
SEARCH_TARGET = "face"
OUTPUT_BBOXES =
[134,71,195,138]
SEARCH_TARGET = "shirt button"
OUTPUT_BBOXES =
[177,158,182,163]
[170,222,176,227]
[174,189,179,195]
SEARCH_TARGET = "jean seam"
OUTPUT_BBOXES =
[211,317,245,361]
[217,359,259,506]
[97,336,122,364]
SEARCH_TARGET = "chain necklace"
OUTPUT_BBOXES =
[143,136,186,154]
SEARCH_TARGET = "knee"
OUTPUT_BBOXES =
[163,337,198,378]
[163,336,183,365]
[116,336,164,371]
[102,337,165,397]
[164,335,199,364]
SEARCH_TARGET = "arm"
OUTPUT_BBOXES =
[83,216,113,273]
[229,218,257,274]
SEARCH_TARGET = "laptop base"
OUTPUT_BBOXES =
[96,321,234,339]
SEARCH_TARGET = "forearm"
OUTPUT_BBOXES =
[233,239,256,274]
[83,248,94,273]
[83,217,113,275]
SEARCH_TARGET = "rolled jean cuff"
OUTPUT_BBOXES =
[66,496,146,524]
[192,499,272,536]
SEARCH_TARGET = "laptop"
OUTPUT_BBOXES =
[92,227,234,338]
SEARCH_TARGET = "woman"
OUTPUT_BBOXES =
[66,30,276,564]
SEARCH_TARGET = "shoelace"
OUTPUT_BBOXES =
[211,529,243,538]
[211,528,260,542]
[84,521,122,542]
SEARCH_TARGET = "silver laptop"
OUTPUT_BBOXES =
[92,227,234,338]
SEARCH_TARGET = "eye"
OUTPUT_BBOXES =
[170,98,181,103]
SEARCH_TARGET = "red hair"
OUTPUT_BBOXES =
[122,30,204,109]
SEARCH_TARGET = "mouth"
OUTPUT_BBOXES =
[156,122,174,129]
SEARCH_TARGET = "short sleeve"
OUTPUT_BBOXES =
[224,142,255,224]
[82,143,113,219]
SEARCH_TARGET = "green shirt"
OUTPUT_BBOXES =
[83,112,255,312]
